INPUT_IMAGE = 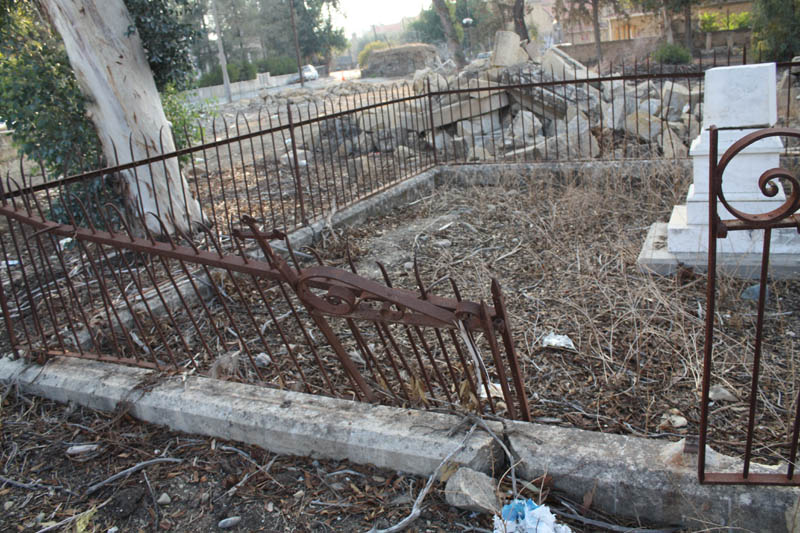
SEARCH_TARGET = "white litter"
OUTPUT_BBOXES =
[541,333,576,351]
[493,499,572,533]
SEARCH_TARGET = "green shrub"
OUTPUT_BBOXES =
[652,43,692,65]
[699,12,720,32]
[699,10,752,32]
[357,41,388,68]
[196,61,257,88]
[160,84,207,152]
[255,55,297,76]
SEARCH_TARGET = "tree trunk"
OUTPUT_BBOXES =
[662,6,674,44]
[432,0,466,69]
[591,0,602,63]
[211,0,233,103]
[39,0,204,236]
[512,0,529,41]
[683,1,693,54]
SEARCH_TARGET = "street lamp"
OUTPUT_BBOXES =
[462,17,474,60]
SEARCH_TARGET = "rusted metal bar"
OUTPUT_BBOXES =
[700,125,800,486]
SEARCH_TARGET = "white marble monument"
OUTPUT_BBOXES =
[639,63,800,277]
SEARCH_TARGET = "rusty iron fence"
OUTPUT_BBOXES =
[1,53,799,424]
[0,183,530,419]
[699,126,800,485]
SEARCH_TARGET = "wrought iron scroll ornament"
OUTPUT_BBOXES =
[712,126,800,228]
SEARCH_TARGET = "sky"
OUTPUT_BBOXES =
[331,0,430,37]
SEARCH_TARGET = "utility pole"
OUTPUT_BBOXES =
[211,0,232,103]
[289,0,304,87]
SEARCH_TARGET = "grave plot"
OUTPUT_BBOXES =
[308,163,800,465]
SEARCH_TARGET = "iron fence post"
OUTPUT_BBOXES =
[287,103,308,226]
[426,78,438,166]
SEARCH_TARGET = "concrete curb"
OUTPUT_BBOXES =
[508,420,800,532]
[0,356,500,478]
[3,355,800,530]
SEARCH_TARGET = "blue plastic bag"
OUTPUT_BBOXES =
[493,499,572,533]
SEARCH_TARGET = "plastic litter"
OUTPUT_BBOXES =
[493,499,572,533]
[541,333,576,351]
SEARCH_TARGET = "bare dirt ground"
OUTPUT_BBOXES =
[309,162,800,466]
[0,384,680,533]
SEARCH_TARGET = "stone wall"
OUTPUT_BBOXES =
[361,44,439,78]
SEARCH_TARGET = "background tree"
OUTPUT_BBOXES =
[555,0,608,62]
[512,0,529,41]
[433,0,467,68]
[751,0,800,61]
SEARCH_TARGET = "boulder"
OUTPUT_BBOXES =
[659,127,688,159]
[394,145,417,160]
[566,114,599,158]
[661,81,691,122]
[624,112,662,141]
[362,43,438,78]
[467,144,492,162]
[444,468,498,514]
[413,68,448,95]
[456,111,501,136]
[638,98,661,117]
[601,97,628,130]
[505,110,543,145]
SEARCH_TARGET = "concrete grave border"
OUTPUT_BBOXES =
[3,160,799,531]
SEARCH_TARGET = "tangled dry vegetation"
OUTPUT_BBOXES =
[312,161,800,464]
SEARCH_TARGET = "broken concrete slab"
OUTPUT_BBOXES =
[0,356,502,478]
[445,468,499,514]
[660,127,688,159]
[427,92,509,130]
[508,420,800,531]
[507,88,568,121]
[491,31,522,68]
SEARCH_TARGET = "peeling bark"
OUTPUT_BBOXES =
[39,0,204,236]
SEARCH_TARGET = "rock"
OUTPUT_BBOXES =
[403,261,414,270]
[660,409,688,429]
[255,352,271,368]
[157,493,171,506]
[491,31,522,67]
[634,81,658,98]
[624,112,662,141]
[363,43,438,78]
[741,283,769,303]
[660,127,688,159]
[293,489,305,499]
[639,98,661,117]
[661,81,691,121]
[506,110,542,145]
[434,239,452,248]
[601,97,628,130]
[395,145,417,160]
[413,67,448,95]
[468,145,492,162]
[444,468,498,514]
[218,516,241,529]
[280,150,309,168]
[66,444,100,456]
[709,384,738,402]
[565,114,599,158]
[456,111,501,137]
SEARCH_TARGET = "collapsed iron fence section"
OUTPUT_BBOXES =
[0,191,530,420]
[699,126,800,486]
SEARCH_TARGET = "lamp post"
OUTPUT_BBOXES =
[462,17,474,60]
